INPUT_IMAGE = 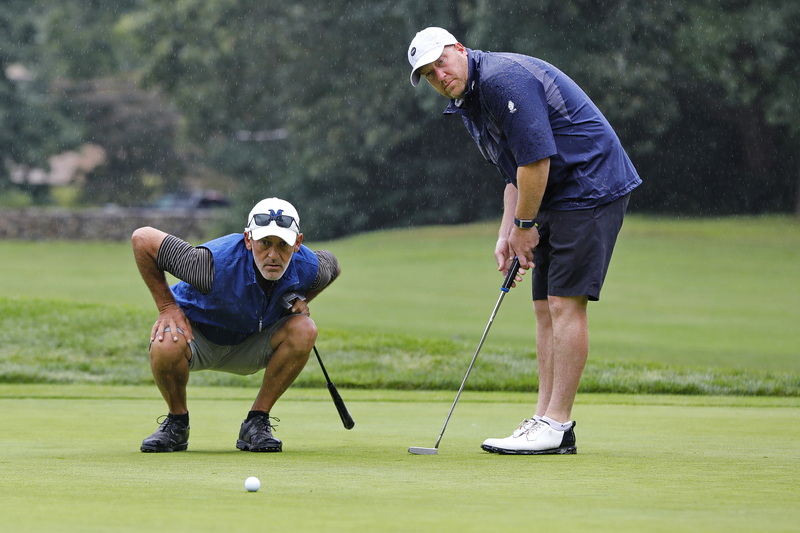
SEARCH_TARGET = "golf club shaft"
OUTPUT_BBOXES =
[432,258,520,449]
[313,346,355,430]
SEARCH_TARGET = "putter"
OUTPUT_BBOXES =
[280,293,355,430]
[314,346,355,430]
[409,258,521,455]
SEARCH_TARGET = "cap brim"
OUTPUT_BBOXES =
[249,225,298,246]
[409,47,446,87]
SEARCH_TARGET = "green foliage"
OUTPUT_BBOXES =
[665,0,800,213]
[0,2,82,184]
[2,1,799,227]
[463,0,800,215]
[122,0,502,239]
[59,77,185,206]
[0,0,175,206]
[121,0,800,233]
[38,0,144,79]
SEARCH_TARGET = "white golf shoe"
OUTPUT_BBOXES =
[481,419,577,455]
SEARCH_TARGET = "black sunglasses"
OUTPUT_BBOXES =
[249,213,297,229]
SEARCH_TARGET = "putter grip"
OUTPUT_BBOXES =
[502,257,521,291]
[328,382,356,430]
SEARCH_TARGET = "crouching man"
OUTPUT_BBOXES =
[132,197,340,452]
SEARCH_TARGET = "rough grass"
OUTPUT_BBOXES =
[1,296,797,395]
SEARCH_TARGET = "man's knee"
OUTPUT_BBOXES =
[547,295,588,321]
[279,315,318,352]
[149,338,192,366]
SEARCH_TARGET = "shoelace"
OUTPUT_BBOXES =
[251,415,280,433]
[155,415,186,431]
[522,421,549,439]
[512,418,540,437]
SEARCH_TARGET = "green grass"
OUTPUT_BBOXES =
[1,217,799,532]
[595,216,800,369]
[310,215,800,371]
[1,385,799,533]
[1,216,799,394]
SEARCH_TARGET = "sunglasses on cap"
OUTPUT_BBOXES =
[248,212,298,230]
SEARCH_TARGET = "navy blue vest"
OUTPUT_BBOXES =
[171,233,319,345]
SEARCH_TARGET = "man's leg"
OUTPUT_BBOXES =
[543,295,589,424]
[480,294,585,455]
[252,314,317,412]
[141,335,192,452]
[237,315,317,453]
[150,336,192,414]
[533,299,554,417]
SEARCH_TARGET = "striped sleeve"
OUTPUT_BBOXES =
[309,250,340,292]
[156,234,215,295]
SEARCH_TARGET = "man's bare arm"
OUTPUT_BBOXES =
[131,226,194,342]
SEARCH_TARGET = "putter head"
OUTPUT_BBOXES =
[408,446,438,455]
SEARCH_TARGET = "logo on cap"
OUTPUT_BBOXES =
[410,47,416,57]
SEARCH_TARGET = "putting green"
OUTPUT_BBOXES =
[1,385,798,532]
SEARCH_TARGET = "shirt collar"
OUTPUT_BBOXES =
[454,49,478,107]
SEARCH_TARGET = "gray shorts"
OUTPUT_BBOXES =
[166,315,295,375]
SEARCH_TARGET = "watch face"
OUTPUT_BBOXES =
[515,218,535,229]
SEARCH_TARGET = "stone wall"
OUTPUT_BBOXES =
[0,207,228,242]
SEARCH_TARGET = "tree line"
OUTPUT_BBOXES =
[2,0,798,240]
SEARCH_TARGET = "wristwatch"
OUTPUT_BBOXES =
[513,217,537,229]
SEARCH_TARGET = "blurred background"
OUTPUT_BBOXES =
[1,0,798,241]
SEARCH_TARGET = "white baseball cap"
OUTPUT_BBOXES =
[408,27,458,87]
[244,197,300,246]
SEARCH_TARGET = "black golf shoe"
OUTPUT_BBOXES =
[237,414,282,452]
[141,415,190,453]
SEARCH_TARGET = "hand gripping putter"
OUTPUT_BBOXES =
[409,258,521,455]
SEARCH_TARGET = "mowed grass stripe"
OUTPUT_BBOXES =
[1,216,799,393]
[1,387,798,533]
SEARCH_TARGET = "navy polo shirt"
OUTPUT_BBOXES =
[444,49,641,211]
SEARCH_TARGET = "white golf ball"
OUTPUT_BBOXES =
[244,476,261,492]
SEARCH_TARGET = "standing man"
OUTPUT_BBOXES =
[132,197,340,453]
[408,27,641,455]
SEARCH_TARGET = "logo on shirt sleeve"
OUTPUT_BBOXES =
[507,100,517,114]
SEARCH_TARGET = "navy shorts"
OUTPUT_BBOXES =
[532,193,630,302]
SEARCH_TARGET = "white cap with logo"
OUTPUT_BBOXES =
[244,197,300,246]
[407,27,458,87]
